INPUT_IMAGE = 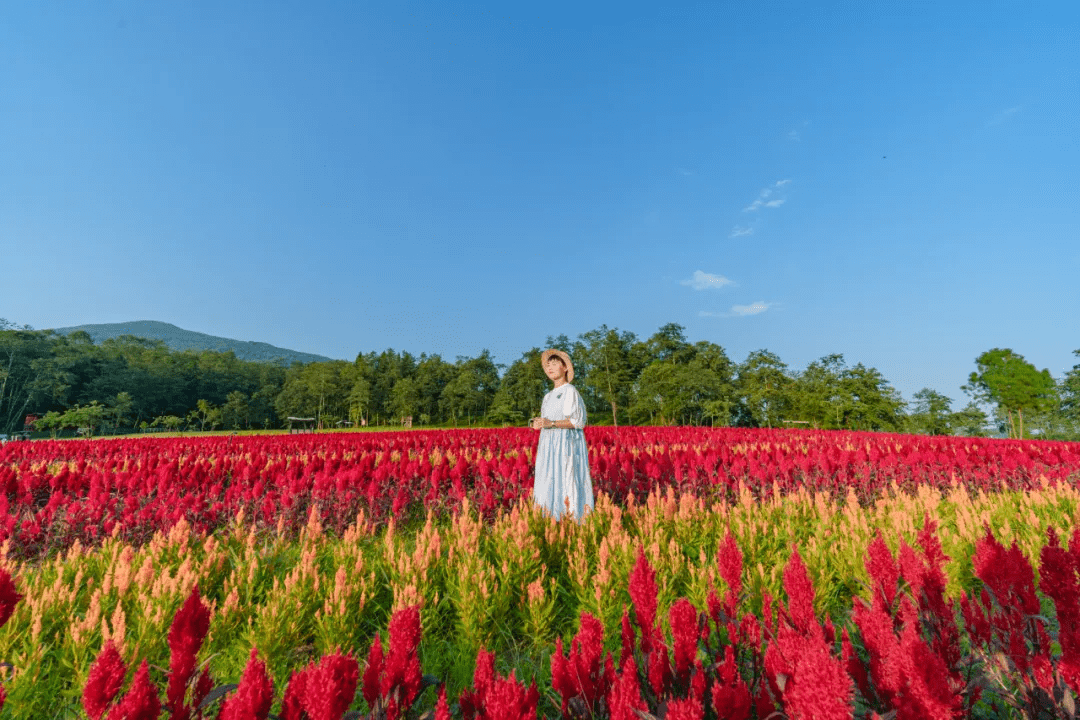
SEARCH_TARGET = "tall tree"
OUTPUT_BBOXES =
[908,388,954,435]
[963,348,1056,439]
[645,323,694,365]
[1060,350,1080,427]
[440,350,499,426]
[837,363,905,431]
[487,348,547,426]
[734,350,792,428]
[412,353,457,424]
[577,325,639,426]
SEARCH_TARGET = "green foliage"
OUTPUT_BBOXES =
[5,318,1075,436]
[733,350,792,428]
[964,348,1057,438]
[907,388,955,435]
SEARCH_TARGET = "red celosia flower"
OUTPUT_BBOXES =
[218,649,274,720]
[0,568,22,628]
[1039,528,1080,691]
[551,613,613,717]
[865,532,899,610]
[459,648,539,720]
[435,686,452,720]
[608,656,648,720]
[108,660,162,720]
[459,648,495,720]
[381,605,423,720]
[782,548,816,636]
[711,645,751,720]
[302,651,359,720]
[669,599,698,691]
[717,530,742,613]
[665,695,703,720]
[766,624,853,720]
[971,530,1040,674]
[280,665,313,720]
[763,548,853,719]
[646,624,672,699]
[84,640,127,720]
[892,620,964,719]
[166,585,211,717]
[362,633,384,708]
[619,610,636,666]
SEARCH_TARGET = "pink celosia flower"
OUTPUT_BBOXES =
[84,640,127,720]
[108,660,162,720]
[218,649,274,720]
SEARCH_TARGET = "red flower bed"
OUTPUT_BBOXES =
[2,427,1079,558]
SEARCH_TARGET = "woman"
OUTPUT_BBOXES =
[530,349,594,521]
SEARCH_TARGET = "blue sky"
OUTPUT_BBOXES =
[2,0,1078,403]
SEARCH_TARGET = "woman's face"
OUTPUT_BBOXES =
[544,356,567,382]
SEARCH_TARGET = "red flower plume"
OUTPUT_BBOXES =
[84,640,127,720]
[218,649,274,720]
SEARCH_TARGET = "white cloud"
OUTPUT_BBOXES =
[729,226,754,238]
[681,270,734,290]
[731,300,772,316]
[787,130,801,141]
[743,180,790,211]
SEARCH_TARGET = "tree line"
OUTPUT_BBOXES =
[2,318,1077,439]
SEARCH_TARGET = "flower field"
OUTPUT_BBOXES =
[1,427,1080,718]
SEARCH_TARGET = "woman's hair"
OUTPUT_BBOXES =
[547,355,566,368]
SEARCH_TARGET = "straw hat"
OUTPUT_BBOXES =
[541,349,574,383]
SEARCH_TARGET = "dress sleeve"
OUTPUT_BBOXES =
[562,386,586,429]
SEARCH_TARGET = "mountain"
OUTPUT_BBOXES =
[49,320,336,366]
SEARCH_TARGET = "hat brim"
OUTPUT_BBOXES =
[541,349,574,383]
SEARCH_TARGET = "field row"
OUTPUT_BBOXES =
[2,483,1079,716]
[3,427,1080,559]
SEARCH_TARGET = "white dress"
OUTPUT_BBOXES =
[533,383,594,521]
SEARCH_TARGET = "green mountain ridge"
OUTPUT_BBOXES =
[50,320,336,366]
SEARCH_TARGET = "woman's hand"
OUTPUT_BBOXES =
[530,417,545,430]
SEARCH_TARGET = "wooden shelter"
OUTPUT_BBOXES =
[287,417,317,434]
